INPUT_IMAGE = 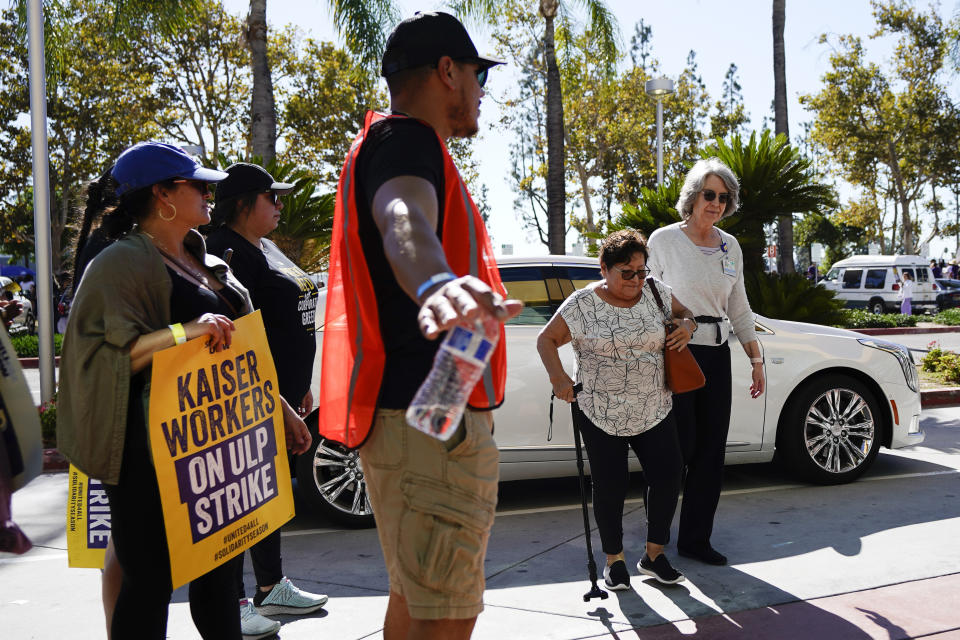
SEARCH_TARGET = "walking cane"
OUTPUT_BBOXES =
[558,382,607,601]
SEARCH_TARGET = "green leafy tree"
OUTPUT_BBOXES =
[616,131,836,275]
[279,39,386,186]
[800,0,956,253]
[710,63,749,142]
[454,0,619,254]
[136,0,251,164]
[0,3,165,269]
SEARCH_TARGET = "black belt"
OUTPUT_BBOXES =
[694,315,724,344]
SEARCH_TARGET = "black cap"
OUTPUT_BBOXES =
[381,11,505,77]
[214,163,295,203]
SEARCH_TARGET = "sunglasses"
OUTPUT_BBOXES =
[701,189,731,205]
[262,191,281,206]
[173,179,213,196]
[612,266,651,281]
[475,66,488,88]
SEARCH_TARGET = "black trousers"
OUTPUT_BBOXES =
[235,530,284,598]
[672,342,732,550]
[104,414,240,640]
[574,404,682,554]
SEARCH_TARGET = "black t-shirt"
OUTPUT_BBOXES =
[354,116,446,409]
[206,227,319,405]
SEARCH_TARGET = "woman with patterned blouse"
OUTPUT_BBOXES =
[537,230,697,590]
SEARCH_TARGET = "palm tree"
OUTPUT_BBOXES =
[772,0,795,273]
[247,0,398,165]
[616,132,836,275]
[454,0,619,255]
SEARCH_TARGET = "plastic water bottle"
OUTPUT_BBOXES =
[406,314,500,440]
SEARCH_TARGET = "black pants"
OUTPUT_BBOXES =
[574,405,682,554]
[235,530,284,598]
[104,414,240,640]
[672,342,732,550]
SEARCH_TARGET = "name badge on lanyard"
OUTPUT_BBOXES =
[722,255,737,277]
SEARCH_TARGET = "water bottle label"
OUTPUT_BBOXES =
[441,325,494,367]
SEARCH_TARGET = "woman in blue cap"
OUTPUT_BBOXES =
[58,142,310,640]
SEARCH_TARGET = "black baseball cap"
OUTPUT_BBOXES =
[381,11,505,77]
[214,163,295,203]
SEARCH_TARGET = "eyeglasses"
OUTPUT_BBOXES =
[612,266,651,280]
[475,66,488,88]
[701,189,731,205]
[173,179,213,196]
[262,191,281,206]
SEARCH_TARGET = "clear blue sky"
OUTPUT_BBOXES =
[223,0,958,260]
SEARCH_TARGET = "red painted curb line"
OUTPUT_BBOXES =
[856,326,960,335]
[18,356,60,369]
[921,388,960,408]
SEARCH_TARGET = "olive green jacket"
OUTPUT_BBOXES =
[56,230,252,484]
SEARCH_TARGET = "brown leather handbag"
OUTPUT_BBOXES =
[646,277,706,394]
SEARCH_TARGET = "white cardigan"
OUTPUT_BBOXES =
[647,222,758,347]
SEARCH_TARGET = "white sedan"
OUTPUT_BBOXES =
[299,256,924,526]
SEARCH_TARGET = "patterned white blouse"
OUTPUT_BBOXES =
[558,279,673,437]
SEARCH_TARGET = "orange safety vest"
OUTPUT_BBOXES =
[318,111,507,449]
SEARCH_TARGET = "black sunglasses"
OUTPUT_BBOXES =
[262,190,281,206]
[173,179,213,196]
[475,66,488,88]
[701,189,731,205]
[612,266,651,281]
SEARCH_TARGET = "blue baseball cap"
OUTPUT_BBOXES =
[111,142,229,196]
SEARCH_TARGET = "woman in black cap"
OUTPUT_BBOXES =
[58,143,310,640]
[205,164,325,637]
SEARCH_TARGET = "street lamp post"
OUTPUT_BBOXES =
[645,77,675,188]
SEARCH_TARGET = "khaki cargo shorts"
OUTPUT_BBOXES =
[359,408,499,620]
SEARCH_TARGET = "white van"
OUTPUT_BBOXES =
[820,254,938,314]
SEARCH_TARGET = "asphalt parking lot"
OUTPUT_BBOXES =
[3,405,960,639]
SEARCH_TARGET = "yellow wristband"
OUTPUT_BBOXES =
[169,323,187,345]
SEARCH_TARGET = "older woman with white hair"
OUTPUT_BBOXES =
[646,157,765,567]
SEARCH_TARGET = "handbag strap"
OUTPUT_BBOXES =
[645,277,669,321]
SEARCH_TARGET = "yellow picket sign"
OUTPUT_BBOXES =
[149,311,295,589]
[65,464,109,569]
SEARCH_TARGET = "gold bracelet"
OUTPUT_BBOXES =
[169,323,187,345]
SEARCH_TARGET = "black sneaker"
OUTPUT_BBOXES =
[637,554,685,584]
[678,544,728,566]
[602,560,631,591]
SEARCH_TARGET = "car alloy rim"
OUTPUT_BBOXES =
[803,388,875,474]
[311,438,373,517]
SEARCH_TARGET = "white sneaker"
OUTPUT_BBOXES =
[255,576,328,616]
[240,598,281,640]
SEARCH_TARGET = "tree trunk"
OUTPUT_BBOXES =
[886,141,914,252]
[573,159,597,252]
[248,0,276,164]
[541,0,566,255]
[772,0,794,273]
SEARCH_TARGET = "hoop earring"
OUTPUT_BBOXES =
[158,203,177,221]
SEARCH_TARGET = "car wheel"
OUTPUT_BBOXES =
[776,374,882,484]
[869,298,885,314]
[295,412,375,527]
[26,311,36,334]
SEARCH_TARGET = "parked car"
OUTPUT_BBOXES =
[820,254,938,314]
[300,256,925,526]
[935,278,960,311]
[0,276,35,334]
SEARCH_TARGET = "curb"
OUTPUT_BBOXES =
[42,449,69,472]
[19,356,60,369]
[921,387,960,408]
[856,326,960,335]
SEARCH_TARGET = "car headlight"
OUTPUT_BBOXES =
[858,338,919,392]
